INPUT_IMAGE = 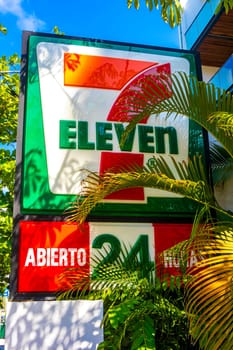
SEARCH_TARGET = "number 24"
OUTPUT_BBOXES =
[92,234,154,273]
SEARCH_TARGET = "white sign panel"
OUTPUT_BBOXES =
[37,42,189,199]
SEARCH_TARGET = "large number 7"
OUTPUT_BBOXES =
[99,62,172,200]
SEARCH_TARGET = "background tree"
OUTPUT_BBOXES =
[127,0,233,27]
[0,22,65,297]
[0,50,20,294]
[0,25,61,295]
[0,25,7,35]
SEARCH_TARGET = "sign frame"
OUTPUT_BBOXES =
[10,32,209,301]
[16,31,207,220]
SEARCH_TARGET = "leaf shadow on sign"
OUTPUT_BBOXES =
[5,299,103,350]
[19,41,147,213]
[14,147,84,214]
[21,149,91,211]
[17,40,201,215]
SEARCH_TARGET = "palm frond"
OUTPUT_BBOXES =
[57,242,155,300]
[67,155,217,224]
[57,240,190,349]
[210,143,233,185]
[158,206,215,276]
[127,0,183,27]
[184,223,233,350]
[160,207,233,349]
[208,111,233,137]
[115,72,233,157]
[67,173,206,224]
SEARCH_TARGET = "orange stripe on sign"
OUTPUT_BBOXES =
[64,53,157,90]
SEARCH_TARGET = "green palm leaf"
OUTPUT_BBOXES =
[58,242,189,349]
[57,242,154,300]
[210,143,233,185]
[115,72,233,157]
[184,223,233,350]
[67,155,217,224]
[63,67,233,349]
[127,0,183,27]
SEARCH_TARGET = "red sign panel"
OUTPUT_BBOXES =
[154,223,194,278]
[18,221,90,292]
[17,221,193,293]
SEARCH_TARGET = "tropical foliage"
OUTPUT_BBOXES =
[0,53,20,294]
[0,25,58,296]
[65,71,233,350]
[0,24,7,35]
[127,0,184,27]
[127,0,233,27]
[184,219,233,350]
[58,245,195,349]
[68,71,233,224]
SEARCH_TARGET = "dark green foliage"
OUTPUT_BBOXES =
[127,0,183,28]
[58,245,196,349]
[127,0,233,28]
[0,53,19,293]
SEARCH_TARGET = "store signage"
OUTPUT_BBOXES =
[20,32,204,218]
[18,221,192,293]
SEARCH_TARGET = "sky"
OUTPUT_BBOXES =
[0,0,180,57]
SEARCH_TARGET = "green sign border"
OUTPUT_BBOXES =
[20,32,206,218]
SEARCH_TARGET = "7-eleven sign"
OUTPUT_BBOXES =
[37,42,189,198]
[63,53,171,200]
[20,33,203,216]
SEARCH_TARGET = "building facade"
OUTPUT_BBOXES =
[180,0,233,212]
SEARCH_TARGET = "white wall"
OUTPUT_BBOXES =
[214,176,233,212]
[201,65,219,82]
[5,300,103,350]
